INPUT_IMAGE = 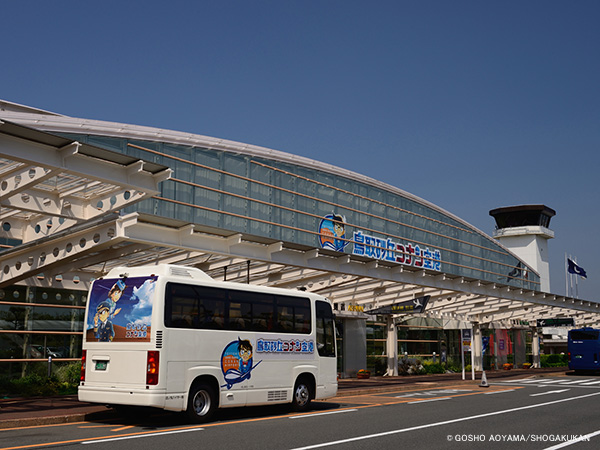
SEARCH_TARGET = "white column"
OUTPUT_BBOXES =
[386,316,398,376]
[532,328,541,368]
[472,323,483,371]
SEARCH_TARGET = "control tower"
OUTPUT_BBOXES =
[489,205,556,292]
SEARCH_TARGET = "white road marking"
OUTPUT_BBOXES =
[289,391,600,450]
[501,377,538,383]
[290,409,358,419]
[530,389,570,397]
[559,379,593,385]
[407,397,451,404]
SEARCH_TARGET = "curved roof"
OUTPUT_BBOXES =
[0,99,514,260]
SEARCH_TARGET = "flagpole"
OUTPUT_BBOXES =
[575,257,580,299]
[565,253,568,297]
[569,254,574,297]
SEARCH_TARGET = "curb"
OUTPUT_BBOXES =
[0,413,96,430]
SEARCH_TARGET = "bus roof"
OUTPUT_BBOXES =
[104,264,213,281]
[100,264,329,300]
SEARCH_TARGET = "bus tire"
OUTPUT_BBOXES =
[291,377,313,412]
[187,382,216,423]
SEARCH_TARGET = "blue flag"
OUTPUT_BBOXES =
[567,258,587,278]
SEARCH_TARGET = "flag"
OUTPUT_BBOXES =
[507,262,522,282]
[567,258,587,278]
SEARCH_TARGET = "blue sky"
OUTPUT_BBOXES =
[3,1,599,299]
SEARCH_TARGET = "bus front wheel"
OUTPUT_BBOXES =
[187,382,216,423]
[291,377,313,412]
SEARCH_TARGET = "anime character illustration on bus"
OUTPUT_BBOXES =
[86,275,156,343]
[318,213,349,252]
[221,338,262,389]
[106,279,126,319]
[94,300,115,342]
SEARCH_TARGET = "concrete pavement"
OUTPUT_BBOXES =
[0,368,567,429]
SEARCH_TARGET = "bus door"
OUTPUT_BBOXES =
[316,300,337,392]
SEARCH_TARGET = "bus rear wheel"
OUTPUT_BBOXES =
[187,382,216,423]
[291,377,313,412]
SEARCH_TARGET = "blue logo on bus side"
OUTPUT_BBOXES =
[220,338,262,389]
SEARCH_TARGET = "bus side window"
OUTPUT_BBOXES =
[295,303,311,334]
[316,300,336,357]
[228,301,250,331]
[209,304,225,330]
[193,286,226,330]
[277,305,294,332]
[275,296,310,334]
[165,283,198,329]
[252,301,273,331]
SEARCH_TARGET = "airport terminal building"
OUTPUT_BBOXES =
[1,100,598,378]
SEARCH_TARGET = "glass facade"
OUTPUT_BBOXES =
[0,285,86,377]
[59,133,539,290]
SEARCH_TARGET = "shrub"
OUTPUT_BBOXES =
[398,358,425,375]
[55,361,82,386]
[422,361,445,374]
[0,361,81,397]
[541,354,568,367]
[366,355,387,376]
[9,374,60,397]
[398,358,412,376]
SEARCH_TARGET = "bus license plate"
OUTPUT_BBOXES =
[95,361,108,370]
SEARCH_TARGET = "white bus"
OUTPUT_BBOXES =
[79,264,338,422]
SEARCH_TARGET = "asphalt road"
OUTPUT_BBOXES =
[2,375,600,450]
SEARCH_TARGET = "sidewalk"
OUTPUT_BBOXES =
[0,368,566,429]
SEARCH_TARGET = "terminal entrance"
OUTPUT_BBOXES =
[1,105,599,380]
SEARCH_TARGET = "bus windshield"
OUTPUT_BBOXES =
[570,329,600,341]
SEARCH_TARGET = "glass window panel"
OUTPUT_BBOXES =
[31,306,77,332]
[316,184,335,203]
[250,163,271,185]
[250,181,271,205]
[194,209,221,228]
[164,144,192,160]
[223,174,247,196]
[175,182,193,205]
[316,300,335,357]
[195,188,220,211]
[222,154,247,176]
[224,195,247,215]
[224,215,248,232]
[194,163,221,189]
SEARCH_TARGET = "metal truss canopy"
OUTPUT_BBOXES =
[1,119,599,328]
[5,211,593,328]
[0,120,171,245]
[0,121,171,288]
